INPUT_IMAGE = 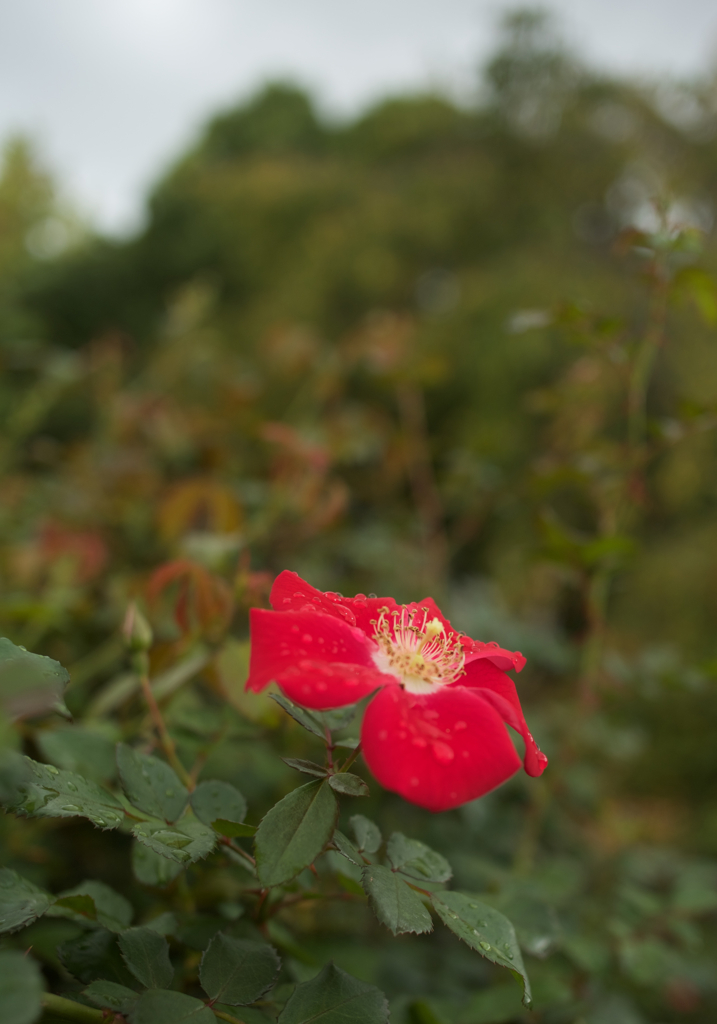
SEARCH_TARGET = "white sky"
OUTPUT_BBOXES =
[1,0,716,234]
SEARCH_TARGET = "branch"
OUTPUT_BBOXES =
[42,993,120,1022]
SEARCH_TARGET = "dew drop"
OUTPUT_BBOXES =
[302,634,313,643]
[65,782,77,792]
[411,736,428,748]
[61,804,80,812]
[454,721,467,731]
[94,818,106,827]
[431,741,454,764]
[46,765,59,775]
[165,789,175,797]
[368,593,377,599]
[480,941,491,951]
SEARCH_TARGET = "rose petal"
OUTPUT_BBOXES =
[270,570,403,636]
[462,640,526,673]
[461,660,547,777]
[247,607,391,705]
[360,684,522,812]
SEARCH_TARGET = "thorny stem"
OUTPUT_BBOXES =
[138,669,194,790]
[339,743,362,773]
[324,726,335,770]
[219,835,257,872]
[213,1010,249,1024]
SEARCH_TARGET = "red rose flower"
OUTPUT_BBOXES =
[247,571,547,812]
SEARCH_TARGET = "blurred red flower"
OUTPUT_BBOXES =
[248,571,547,812]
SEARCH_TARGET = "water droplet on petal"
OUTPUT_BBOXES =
[432,741,454,764]
[368,593,377,599]
[411,736,428,748]
[454,721,467,731]
[302,634,313,643]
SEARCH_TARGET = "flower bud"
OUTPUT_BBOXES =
[122,602,153,652]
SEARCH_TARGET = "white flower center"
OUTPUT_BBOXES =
[371,606,465,694]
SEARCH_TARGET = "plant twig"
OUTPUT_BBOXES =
[339,743,362,773]
[139,672,193,789]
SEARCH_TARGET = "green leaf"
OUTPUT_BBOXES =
[278,962,389,1024]
[2,754,124,829]
[58,928,137,986]
[129,989,215,1024]
[0,950,44,1024]
[386,833,452,883]
[362,864,433,936]
[430,891,532,1007]
[116,743,188,822]
[132,839,185,886]
[84,980,139,1016]
[0,867,53,934]
[132,818,216,865]
[282,757,328,778]
[312,705,359,731]
[328,773,369,797]
[53,880,133,932]
[270,694,326,739]
[52,894,97,923]
[349,814,381,854]
[190,779,247,826]
[0,637,69,722]
[332,830,363,867]
[255,780,338,887]
[119,926,174,988]
[199,933,280,1005]
[36,726,117,783]
[212,819,256,838]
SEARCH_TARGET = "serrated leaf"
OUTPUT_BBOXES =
[255,780,338,887]
[386,833,452,883]
[132,839,184,886]
[430,891,532,1007]
[282,758,328,778]
[116,744,188,822]
[84,980,139,1015]
[0,867,53,934]
[132,818,216,864]
[0,637,69,722]
[128,989,215,1024]
[332,830,363,866]
[278,962,389,1024]
[53,880,133,932]
[0,949,44,1024]
[58,928,137,986]
[349,814,381,854]
[212,819,256,838]
[362,864,433,935]
[200,933,280,1006]
[119,926,174,988]
[36,726,117,783]
[312,705,359,731]
[2,754,124,828]
[190,779,247,826]
[328,773,369,797]
[270,694,326,739]
[52,893,97,922]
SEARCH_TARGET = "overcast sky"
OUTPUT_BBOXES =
[2,0,717,234]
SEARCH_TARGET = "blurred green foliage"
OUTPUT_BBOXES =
[1,9,717,1023]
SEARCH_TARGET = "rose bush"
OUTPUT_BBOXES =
[248,571,547,811]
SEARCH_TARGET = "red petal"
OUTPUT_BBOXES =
[360,684,522,812]
[247,608,393,707]
[269,570,402,635]
[462,640,526,673]
[461,660,548,777]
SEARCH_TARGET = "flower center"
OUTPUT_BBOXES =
[371,606,465,694]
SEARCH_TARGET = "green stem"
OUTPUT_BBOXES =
[212,1009,249,1024]
[339,743,362,773]
[627,275,668,457]
[42,993,117,1022]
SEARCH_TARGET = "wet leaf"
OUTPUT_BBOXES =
[386,833,452,883]
[84,980,140,1016]
[0,637,69,722]
[332,830,363,866]
[362,864,433,935]
[36,725,117,783]
[116,743,188,823]
[430,891,532,1007]
[282,757,328,778]
[0,867,53,934]
[132,818,216,864]
[189,780,247,830]
[132,839,184,887]
[58,928,136,986]
[270,694,326,739]
[255,780,338,886]
[349,814,381,854]
[1,754,124,829]
[328,773,369,797]
[52,880,133,932]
